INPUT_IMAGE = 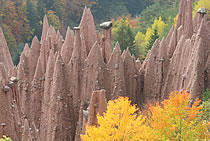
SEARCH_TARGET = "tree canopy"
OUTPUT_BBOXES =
[112,17,139,57]
[81,91,209,140]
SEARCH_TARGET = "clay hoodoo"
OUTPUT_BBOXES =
[0,27,14,75]
[79,7,97,54]
[31,57,44,131]
[44,54,74,141]
[123,49,142,105]
[87,89,107,126]
[41,15,49,41]
[80,90,107,136]
[142,0,210,103]
[39,49,55,140]
[107,42,127,100]
[61,27,74,64]
[0,0,209,140]
[100,21,113,63]
[0,63,19,141]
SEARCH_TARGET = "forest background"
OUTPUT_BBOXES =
[0,0,209,64]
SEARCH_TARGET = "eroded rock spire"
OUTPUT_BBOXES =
[0,2,209,140]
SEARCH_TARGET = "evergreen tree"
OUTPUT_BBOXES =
[50,0,65,21]
[112,17,139,57]
[15,0,34,42]
[138,0,178,34]
[90,0,128,22]
[27,0,41,38]
[124,0,151,16]
[146,26,159,50]
[37,0,46,20]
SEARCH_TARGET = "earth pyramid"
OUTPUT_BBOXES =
[0,0,210,140]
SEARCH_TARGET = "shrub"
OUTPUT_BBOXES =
[202,88,210,102]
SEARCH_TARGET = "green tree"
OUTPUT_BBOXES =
[146,26,159,50]
[199,88,210,131]
[138,0,178,34]
[135,32,146,60]
[135,16,166,58]
[124,0,151,17]
[19,0,34,42]
[27,0,41,38]
[112,17,139,57]
[202,88,210,102]
[90,0,128,22]
[199,101,210,132]
[50,0,65,21]
[144,16,167,50]
[37,0,46,20]
[47,10,60,30]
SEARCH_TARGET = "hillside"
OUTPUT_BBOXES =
[0,0,182,64]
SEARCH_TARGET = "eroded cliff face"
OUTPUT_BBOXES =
[0,6,141,141]
[0,0,209,140]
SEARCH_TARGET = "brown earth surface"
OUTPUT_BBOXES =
[0,0,210,140]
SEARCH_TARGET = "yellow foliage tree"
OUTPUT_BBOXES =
[111,17,130,40]
[143,16,167,44]
[135,32,146,59]
[81,97,151,141]
[152,16,167,37]
[135,32,145,46]
[144,27,153,45]
[135,16,167,59]
[134,26,153,60]
[193,0,210,19]
[81,91,209,141]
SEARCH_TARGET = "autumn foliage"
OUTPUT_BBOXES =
[0,135,12,141]
[148,91,208,140]
[81,97,151,141]
[81,91,209,140]
[193,0,210,19]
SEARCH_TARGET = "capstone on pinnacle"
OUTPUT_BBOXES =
[197,8,207,14]
[100,21,112,29]
[3,85,10,92]
[10,77,18,82]
[74,27,80,30]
